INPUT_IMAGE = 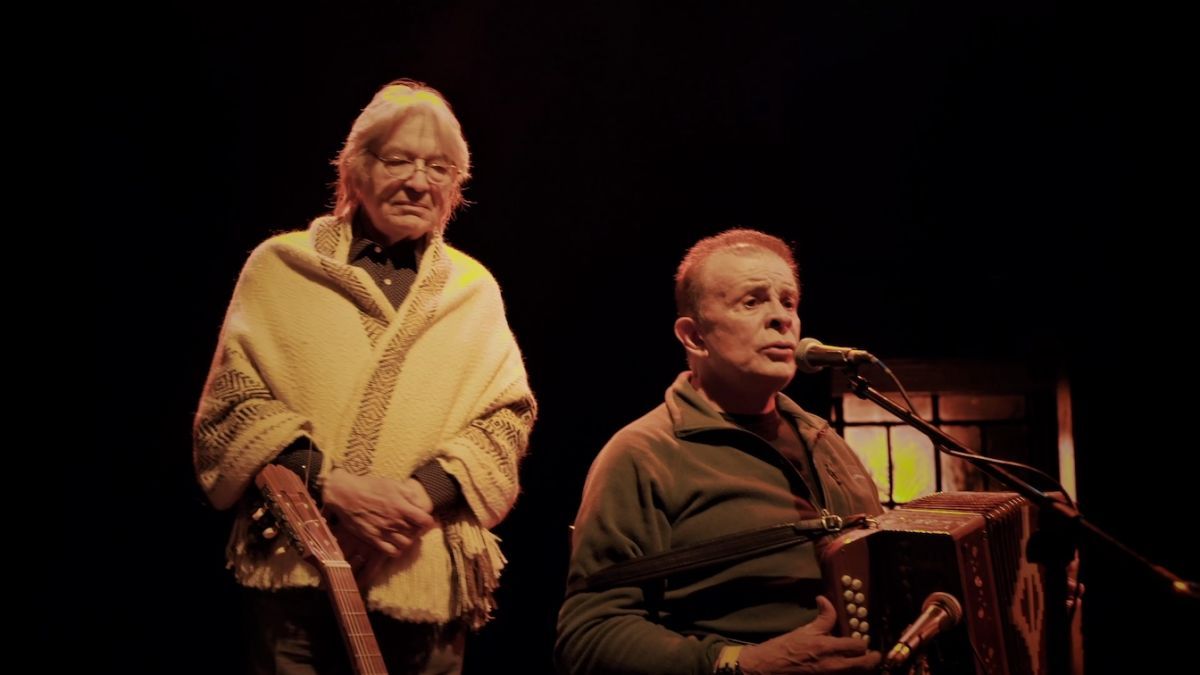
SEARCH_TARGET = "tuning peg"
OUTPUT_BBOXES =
[262,526,278,540]
[251,506,267,522]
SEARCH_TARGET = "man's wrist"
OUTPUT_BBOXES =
[411,460,461,515]
[713,645,743,675]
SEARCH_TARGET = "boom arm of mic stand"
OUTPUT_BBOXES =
[843,371,1199,601]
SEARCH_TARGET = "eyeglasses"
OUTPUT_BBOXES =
[369,152,458,185]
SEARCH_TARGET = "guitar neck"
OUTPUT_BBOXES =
[321,564,389,675]
[255,465,390,675]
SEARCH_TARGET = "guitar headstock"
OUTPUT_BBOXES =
[255,464,346,567]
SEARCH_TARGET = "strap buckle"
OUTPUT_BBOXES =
[820,513,844,532]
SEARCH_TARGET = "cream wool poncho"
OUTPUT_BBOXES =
[194,215,536,628]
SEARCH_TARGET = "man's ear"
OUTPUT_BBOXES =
[674,316,706,357]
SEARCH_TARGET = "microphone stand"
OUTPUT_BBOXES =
[841,368,1199,602]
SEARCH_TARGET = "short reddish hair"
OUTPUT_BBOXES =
[674,228,799,319]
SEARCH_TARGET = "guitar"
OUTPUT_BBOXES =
[255,464,389,675]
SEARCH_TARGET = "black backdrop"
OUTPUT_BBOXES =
[79,2,1194,672]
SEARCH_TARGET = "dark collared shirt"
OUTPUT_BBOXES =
[348,236,420,309]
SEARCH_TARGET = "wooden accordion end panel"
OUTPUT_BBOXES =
[818,491,1081,675]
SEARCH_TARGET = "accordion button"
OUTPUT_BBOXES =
[844,590,854,601]
[857,606,868,618]
[842,575,853,587]
[851,631,862,639]
[847,603,858,614]
[851,578,863,590]
[860,621,870,632]
[854,592,865,604]
[850,618,860,629]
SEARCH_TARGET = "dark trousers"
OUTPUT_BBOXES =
[243,588,466,675]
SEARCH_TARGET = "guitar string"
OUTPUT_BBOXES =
[276,465,384,673]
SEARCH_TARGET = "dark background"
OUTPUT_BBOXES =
[78,1,1193,672]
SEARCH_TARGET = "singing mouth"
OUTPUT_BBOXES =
[761,345,796,360]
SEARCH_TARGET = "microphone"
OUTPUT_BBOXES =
[884,591,963,668]
[794,337,877,373]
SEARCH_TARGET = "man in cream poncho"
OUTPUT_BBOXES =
[194,80,536,674]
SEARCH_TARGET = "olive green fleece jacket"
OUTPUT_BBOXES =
[556,372,883,675]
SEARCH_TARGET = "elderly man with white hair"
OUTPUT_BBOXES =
[194,79,536,674]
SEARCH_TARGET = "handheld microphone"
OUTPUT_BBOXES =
[795,337,877,373]
[884,591,963,668]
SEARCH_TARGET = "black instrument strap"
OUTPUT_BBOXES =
[569,513,871,595]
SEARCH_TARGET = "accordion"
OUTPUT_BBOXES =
[819,491,1082,675]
